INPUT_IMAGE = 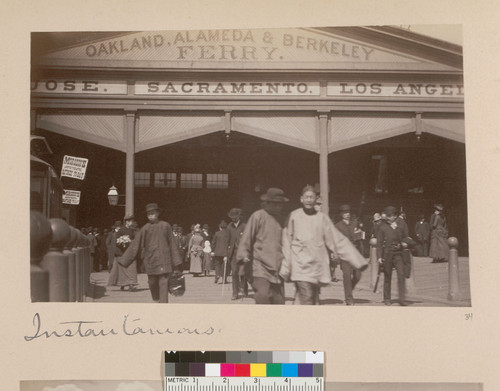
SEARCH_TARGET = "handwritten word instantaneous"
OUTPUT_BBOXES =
[24,313,219,341]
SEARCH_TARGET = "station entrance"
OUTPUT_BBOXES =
[133,131,318,229]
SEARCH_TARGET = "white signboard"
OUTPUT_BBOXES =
[327,82,464,98]
[62,190,81,205]
[31,80,128,94]
[61,155,89,180]
[135,81,320,96]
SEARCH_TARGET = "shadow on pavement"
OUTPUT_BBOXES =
[320,298,345,305]
[91,283,106,299]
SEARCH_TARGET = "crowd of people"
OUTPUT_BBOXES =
[83,188,450,306]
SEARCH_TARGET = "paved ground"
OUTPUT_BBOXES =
[88,257,471,306]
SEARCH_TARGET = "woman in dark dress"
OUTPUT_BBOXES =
[108,214,138,290]
[429,204,450,263]
[188,223,204,276]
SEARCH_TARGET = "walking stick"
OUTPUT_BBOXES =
[373,262,384,293]
[222,258,227,296]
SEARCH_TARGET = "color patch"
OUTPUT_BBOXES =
[250,363,267,377]
[312,364,323,377]
[266,363,282,377]
[282,364,298,377]
[209,352,226,363]
[272,351,289,363]
[256,352,273,363]
[179,351,196,363]
[298,363,313,377]
[226,351,241,363]
[205,364,220,376]
[175,363,190,376]
[190,363,205,376]
[195,352,210,363]
[235,364,251,376]
[241,352,258,363]
[306,352,324,363]
[289,351,306,363]
[221,363,235,376]
[165,363,176,376]
[165,351,180,362]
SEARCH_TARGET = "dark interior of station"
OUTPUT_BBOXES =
[32,127,468,254]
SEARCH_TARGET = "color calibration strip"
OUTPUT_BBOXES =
[164,351,324,377]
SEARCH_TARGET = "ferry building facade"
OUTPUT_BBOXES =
[30,26,468,252]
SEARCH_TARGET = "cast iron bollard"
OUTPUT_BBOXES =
[83,235,92,298]
[64,227,78,302]
[76,230,87,301]
[369,238,378,290]
[72,231,83,302]
[40,218,71,302]
[30,210,52,302]
[447,237,460,301]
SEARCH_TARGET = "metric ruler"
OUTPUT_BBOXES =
[165,377,323,391]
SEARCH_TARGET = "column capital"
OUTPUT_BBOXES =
[317,110,331,118]
[125,110,137,118]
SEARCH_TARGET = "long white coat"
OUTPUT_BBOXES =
[280,209,367,285]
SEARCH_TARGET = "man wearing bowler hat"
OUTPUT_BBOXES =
[119,203,182,303]
[376,206,408,306]
[414,214,430,257]
[335,204,362,305]
[237,188,289,305]
[225,207,247,300]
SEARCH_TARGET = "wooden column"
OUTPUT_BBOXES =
[125,112,136,216]
[318,111,330,216]
[30,109,37,133]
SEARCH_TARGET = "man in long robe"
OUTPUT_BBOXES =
[119,203,182,303]
[281,187,368,305]
[237,188,289,305]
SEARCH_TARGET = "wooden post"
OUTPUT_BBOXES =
[447,237,460,300]
[318,111,330,216]
[369,238,378,290]
[125,112,136,216]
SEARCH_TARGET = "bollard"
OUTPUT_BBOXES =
[30,211,52,302]
[72,231,83,302]
[447,237,460,301]
[75,231,87,301]
[40,218,71,302]
[64,227,78,302]
[369,238,378,290]
[83,236,92,298]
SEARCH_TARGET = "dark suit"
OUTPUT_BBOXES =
[173,233,188,269]
[414,220,430,257]
[212,228,229,282]
[376,220,406,304]
[227,220,248,297]
[335,219,361,304]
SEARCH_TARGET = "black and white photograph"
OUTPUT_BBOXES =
[4,1,500,391]
[30,26,470,306]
